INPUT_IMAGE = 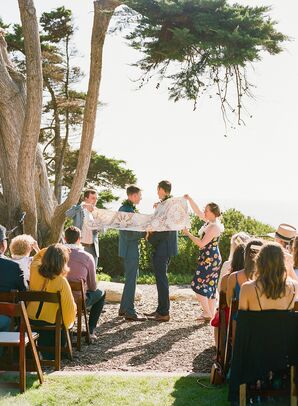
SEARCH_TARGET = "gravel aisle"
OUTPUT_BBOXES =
[63,285,215,373]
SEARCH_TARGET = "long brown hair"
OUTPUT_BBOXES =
[39,244,69,280]
[256,242,287,299]
[293,236,298,269]
[244,239,264,279]
[230,243,245,273]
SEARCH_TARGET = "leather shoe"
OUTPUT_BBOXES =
[118,309,125,317]
[124,313,147,321]
[144,311,158,317]
[153,313,170,322]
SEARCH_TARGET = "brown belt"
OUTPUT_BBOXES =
[82,243,94,247]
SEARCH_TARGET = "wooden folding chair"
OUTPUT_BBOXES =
[217,291,228,366]
[17,291,73,371]
[294,301,298,312]
[239,367,297,406]
[68,280,91,351]
[223,298,238,375]
[0,301,44,393]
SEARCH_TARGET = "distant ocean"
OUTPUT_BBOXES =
[110,197,298,229]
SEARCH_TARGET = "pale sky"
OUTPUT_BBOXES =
[3,0,298,227]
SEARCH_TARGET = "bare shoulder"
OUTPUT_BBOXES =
[241,280,255,292]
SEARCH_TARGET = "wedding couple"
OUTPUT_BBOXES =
[118,180,178,322]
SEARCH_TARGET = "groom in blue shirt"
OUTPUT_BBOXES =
[118,185,146,321]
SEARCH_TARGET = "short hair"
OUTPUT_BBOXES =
[10,234,34,256]
[84,189,97,199]
[65,226,81,244]
[39,244,69,280]
[126,185,141,196]
[158,180,172,194]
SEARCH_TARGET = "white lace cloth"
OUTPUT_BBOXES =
[88,197,190,232]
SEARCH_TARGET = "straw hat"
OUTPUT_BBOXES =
[268,223,297,243]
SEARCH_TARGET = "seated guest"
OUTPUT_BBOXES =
[0,225,27,335]
[226,239,264,306]
[239,242,298,310]
[218,232,250,288]
[269,223,298,280]
[0,225,27,293]
[27,244,76,358]
[10,234,40,287]
[212,243,246,347]
[64,226,105,339]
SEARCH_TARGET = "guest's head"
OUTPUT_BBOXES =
[0,225,8,254]
[228,232,251,261]
[244,239,264,279]
[64,226,81,245]
[126,185,142,204]
[292,236,298,270]
[230,243,246,273]
[10,234,34,258]
[39,244,69,280]
[83,189,97,206]
[273,223,296,250]
[256,242,287,299]
[204,202,221,222]
[157,180,172,200]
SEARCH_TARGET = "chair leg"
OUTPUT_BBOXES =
[65,328,73,360]
[83,302,91,345]
[239,384,246,406]
[291,366,297,406]
[19,342,26,393]
[77,307,82,351]
[55,327,61,371]
[30,339,44,384]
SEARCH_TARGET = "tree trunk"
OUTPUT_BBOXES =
[0,0,120,245]
[17,0,43,239]
[49,0,120,243]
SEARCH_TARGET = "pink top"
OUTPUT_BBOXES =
[66,246,97,300]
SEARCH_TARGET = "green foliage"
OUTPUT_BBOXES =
[63,149,136,206]
[96,272,112,282]
[99,208,274,279]
[122,0,287,123]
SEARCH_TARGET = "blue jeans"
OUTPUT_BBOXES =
[86,289,105,334]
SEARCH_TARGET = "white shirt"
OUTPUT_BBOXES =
[81,208,94,244]
[11,256,32,288]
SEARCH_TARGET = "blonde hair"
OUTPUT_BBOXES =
[10,234,34,257]
[228,232,251,261]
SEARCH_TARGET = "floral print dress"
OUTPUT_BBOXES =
[191,230,222,299]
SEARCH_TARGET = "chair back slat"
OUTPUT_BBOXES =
[0,302,22,317]
[17,291,61,304]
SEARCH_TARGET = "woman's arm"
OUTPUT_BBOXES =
[61,279,77,329]
[226,273,236,306]
[183,224,219,249]
[184,195,206,220]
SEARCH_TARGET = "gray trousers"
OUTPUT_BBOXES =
[119,257,139,316]
[83,244,98,268]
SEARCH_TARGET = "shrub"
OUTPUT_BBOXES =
[98,209,274,278]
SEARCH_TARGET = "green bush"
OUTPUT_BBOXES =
[98,209,274,278]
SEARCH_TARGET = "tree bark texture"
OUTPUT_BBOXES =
[0,0,120,244]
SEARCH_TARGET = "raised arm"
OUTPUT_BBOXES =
[184,195,206,220]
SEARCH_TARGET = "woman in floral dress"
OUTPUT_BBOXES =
[183,195,224,322]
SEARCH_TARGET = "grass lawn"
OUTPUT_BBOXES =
[0,375,229,406]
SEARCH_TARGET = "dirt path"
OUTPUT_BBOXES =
[63,285,215,373]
